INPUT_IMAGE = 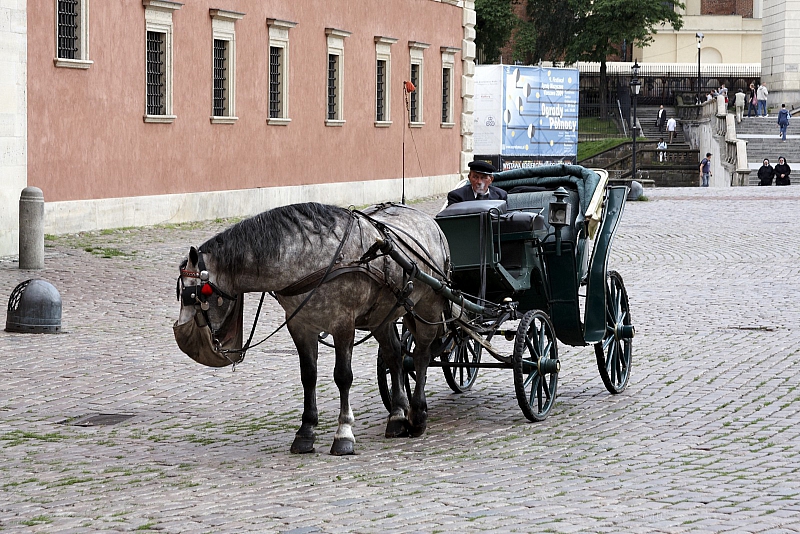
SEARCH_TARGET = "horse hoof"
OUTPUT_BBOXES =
[290,435,316,454]
[408,412,427,437]
[384,417,410,438]
[408,424,427,438]
[330,438,355,456]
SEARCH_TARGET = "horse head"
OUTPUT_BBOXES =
[173,246,244,367]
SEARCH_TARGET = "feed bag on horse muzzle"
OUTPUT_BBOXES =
[173,296,244,367]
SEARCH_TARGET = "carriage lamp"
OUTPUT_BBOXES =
[548,187,572,256]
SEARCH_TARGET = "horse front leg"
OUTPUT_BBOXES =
[330,328,356,455]
[288,323,319,454]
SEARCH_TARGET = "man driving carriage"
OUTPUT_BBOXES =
[447,160,508,205]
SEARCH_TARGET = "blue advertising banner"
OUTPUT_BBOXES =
[501,66,579,161]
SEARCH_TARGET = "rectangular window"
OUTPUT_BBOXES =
[57,0,79,59]
[146,31,166,116]
[54,0,91,68]
[143,1,180,122]
[269,46,282,118]
[441,67,451,124]
[327,54,338,120]
[325,28,350,125]
[410,63,420,123]
[376,59,386,122]
[440,46,458,127]
[209,9,244,124]
[213,39,228,116]
[408,41,429,126]
[267,18,296,125]
[374,36,396,127]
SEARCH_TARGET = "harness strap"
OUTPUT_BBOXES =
[275,264,386,297]
[218,212,357,357]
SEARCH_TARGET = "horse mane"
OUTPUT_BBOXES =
[200,203,349,275]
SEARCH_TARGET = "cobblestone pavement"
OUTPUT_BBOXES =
[1,186,800,533]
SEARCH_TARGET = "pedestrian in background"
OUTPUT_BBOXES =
[775,156,791,186]
[757,159,775,186]
[747,83,758,118]
[778,104,790,141]
[656,105,667,132]
[657,138,667,162]
[734,88,745,123]
[667,117,677,143]
[757,83,769,117]
[699,152,712,187]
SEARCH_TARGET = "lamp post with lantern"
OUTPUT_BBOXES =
[629,61,641,182]
[696,32,704,104]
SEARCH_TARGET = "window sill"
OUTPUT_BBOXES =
[374,121,392,128]
[409,121,425,128]
[210,116,239,124]
[144,114,177,124]
[54,58,93,69]
[325,119,346,127]
[268,117,292,126]
[440,122,455,129]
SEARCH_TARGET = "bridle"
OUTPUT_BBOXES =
[176,250,245,365]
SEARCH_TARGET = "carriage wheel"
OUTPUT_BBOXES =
[376,326,415,412]
[594,271,633,394]
[442,331,484,393]
[513,310,559,422]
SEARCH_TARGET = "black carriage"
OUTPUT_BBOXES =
[376,164,635,421]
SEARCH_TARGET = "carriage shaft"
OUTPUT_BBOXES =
[375,237,489,316]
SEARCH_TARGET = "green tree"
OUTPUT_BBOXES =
[522,0,684,115]
[475,0,517,63]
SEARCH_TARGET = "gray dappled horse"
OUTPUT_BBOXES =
[173,202,449,455]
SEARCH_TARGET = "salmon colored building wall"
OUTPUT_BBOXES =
[28,1,464,203]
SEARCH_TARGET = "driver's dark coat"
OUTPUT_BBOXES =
[446,184,508,206]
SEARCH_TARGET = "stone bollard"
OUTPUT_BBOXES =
[627,180,644,201]
[19,187,44,270]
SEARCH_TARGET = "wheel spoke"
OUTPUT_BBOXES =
[523,368,535,389]
[529,373,540,407]
[525,337,538,359]
[608,342,618,383]
[613,289,624,324]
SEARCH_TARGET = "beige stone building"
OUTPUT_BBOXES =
[636,0,762,65]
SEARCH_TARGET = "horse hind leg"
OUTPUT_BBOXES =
[407,319,438,438]
[288,324,319,454]
[330,329,356,455]
[373,322,411,438]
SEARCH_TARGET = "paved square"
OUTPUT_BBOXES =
[1,186,799,532]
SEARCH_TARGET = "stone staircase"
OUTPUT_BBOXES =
[735,115,800,185]
[636,105,688,146]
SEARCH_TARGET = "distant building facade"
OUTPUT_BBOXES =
[0,0,479,256]
[637,0,762,64]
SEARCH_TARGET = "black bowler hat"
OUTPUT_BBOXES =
[468,160,496,174]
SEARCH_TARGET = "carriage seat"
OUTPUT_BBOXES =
[437,199,507,216]
[435,200,544,238]
[506,189,580,244]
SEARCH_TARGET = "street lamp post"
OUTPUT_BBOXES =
[696,32,704,105]
[630,61,641,182]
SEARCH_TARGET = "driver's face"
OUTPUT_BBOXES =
[468,171,493,195]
